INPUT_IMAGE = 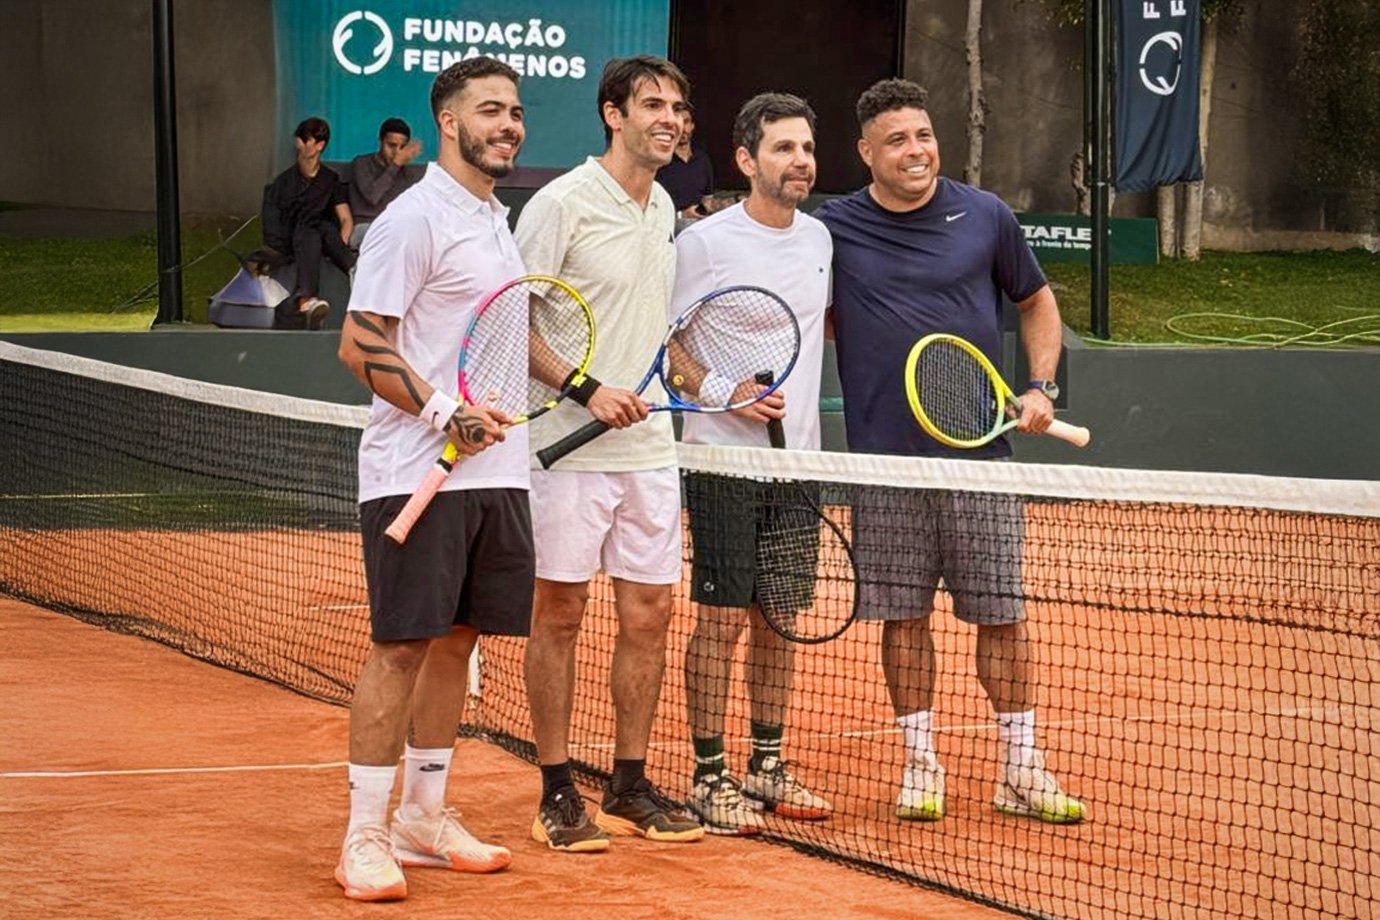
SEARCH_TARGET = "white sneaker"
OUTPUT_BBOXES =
[741,756,832,820]
[391,806,512,873]
[994,750,1086,824]
[685,773,766,836]
[335,824,407,901]
[896,752,946,821]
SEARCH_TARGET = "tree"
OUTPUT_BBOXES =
[1032,0,1240,259]
[965,0,987,185]
[1296,0,1380,232]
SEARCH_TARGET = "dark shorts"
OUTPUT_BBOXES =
[853,485,1025,626]
[360,488,535,642]
[684,472,820,611]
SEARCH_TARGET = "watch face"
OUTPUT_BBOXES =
[1031,380,1059,400]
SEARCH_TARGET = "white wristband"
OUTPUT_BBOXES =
[699,372,735,407]
[421,390,461,433]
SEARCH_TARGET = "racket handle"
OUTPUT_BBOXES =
[537,419,611,469]
[753,370,786,450]
[1046,419,1091,448]
[385,443,461,544]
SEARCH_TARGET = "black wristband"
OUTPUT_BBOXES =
[563,371,602,407]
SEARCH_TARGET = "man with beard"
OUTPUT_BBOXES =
[333,57,530,901]
[816,79,1085,825]
[515,55,704,852]
[674,93,834,835]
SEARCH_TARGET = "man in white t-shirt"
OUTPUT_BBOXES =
[515,55,704,852]
[672,94,834,835]
[334,58,529,902]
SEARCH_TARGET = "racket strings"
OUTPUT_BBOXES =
[756,491,857,643]
[667,288,799,409]
[461,279,591,418]
[915,340,1001,441]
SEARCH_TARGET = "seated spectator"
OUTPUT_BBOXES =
[347,117,422,248]
[656,108,718,220]
[261,117,356,329]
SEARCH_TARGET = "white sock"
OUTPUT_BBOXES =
[346,763,397,834]
[400,745,454,819]
[996,710,1037,766]
[897,710,935,762]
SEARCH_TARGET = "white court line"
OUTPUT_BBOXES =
[1,760,348,779]
[307,604,369,611]
[839,703,1356,739]
[0,493,164,501]
[571,703,1360,751]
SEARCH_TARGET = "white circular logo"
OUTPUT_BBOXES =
[332,11,392,76]
[1138,31,1184,96]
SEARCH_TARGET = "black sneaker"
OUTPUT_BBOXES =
[594,777,706,842]
[530,788,610,853]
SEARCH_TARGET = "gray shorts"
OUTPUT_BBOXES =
[853,485,1025,625]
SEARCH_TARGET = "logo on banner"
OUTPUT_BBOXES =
[1138,30,1184,96]
[333,10,393,75]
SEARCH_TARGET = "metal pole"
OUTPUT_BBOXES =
[1089,0,1112,339]
[152,0,183,324]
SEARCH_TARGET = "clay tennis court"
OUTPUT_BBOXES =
[2,497,1375,919]
[0,597,1007,920]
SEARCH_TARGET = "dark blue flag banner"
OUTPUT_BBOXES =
[272,1,669,171]
[1115,0,1203,191]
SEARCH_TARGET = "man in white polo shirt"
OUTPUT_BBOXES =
[516,55,704,851]
[674,94,834,835]
[334,58,529,901]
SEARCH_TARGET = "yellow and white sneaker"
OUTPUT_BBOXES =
[896,752,946,821]
[741,756,832,820]
[336,824,407,901]
[391,806,512,873]
[994,751,1086,824]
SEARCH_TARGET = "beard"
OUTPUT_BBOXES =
[763,170,813,208]
[458,123,519,179]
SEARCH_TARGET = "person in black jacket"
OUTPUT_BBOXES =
[262,117,356,329]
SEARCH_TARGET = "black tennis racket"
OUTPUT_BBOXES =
[536,285,800,469]
[754,371,859,645]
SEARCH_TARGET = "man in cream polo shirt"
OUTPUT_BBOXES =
[335,58,529,902]
[515,55,704,852]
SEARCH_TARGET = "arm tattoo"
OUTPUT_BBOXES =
[362,362,425,411]
[348,312,425,411]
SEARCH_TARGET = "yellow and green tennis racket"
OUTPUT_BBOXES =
[385,274,596,543]
[905,333,1090,449]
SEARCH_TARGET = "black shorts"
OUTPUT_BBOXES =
[684,472,820,611]
[360,488,534,642]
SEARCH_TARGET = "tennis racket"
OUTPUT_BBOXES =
[385,275,596,543]
[904,333,1090,449]
[536,285,800,469]
[755,371,860,645]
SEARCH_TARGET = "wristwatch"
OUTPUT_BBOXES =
[1026,379,1060,401]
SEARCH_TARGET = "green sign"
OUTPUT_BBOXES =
[272,1,669,170]
[1017,213,1159,264]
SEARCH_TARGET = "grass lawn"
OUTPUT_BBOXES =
[0,216,257,330]
[0,216,1376,346]
[1047,249,1380,347]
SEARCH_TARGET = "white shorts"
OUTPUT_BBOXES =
[529,467,683,585]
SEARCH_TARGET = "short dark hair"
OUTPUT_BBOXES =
[378,117,411,140]
[597,55,690,146]
[856,79,929,129]
[732,93,816,158]
[294,117,330,147]
[430,56,520,121]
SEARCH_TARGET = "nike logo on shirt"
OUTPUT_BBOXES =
[946,211,968,222]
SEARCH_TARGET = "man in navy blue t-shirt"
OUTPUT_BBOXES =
[816,79,1085,825]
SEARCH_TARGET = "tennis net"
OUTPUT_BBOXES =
[2,341,1376,920]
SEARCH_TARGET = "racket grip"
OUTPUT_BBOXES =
[753,370,786,450]
[384,466,449,544]
[537,419,611,469]
[1047,419,1091,448]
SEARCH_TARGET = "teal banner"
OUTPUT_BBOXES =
[272,1,669,170]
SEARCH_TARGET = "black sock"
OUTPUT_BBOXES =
[610,758,646,795]
[749,721,784,773]
[541,761,575,801]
